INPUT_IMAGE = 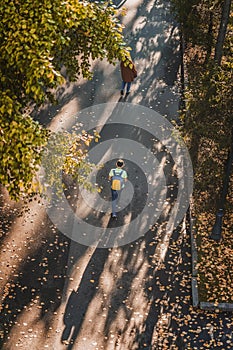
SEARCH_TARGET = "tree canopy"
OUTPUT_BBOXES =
[0,0,131,199]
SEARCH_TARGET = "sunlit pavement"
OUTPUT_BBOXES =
[1,0,233,349]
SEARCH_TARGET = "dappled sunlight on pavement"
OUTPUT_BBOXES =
[1,192,233,349]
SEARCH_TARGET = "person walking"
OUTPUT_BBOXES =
[120,59,137,96]
[109,159,128,218]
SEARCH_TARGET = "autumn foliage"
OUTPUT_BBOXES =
[0,0,130,199]
[171,0,233,302]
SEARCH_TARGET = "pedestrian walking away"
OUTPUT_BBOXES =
[109,159,128,217]
[120,59,137,96]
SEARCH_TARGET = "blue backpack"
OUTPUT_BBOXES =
[111,170,124,190]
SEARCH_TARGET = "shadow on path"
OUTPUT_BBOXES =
[33,0,181,127]
[61,248,110,348]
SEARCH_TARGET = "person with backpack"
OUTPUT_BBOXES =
[109,159,128,218]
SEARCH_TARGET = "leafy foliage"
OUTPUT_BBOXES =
[0,112,48,200]
[0,0,130,105]
[42,129,100,196]
[0,0,131,200]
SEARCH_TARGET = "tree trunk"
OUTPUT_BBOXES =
[205,11,213,64]
[214,0,232,65]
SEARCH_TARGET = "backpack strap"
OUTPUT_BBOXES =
[113,169,123,177]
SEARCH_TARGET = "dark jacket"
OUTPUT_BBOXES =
[120,61,137,83]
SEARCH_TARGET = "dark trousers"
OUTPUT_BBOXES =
[121,81,131,93]
[111,189,120,214]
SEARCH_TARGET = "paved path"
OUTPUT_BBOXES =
[1,0,233,349]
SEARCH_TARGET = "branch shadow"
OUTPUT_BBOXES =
[61,247,110,348]
[32,0,182,127]
[0,217,73,347]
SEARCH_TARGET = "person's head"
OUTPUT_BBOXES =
[116,159,124,168]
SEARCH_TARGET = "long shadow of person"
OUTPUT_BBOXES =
[61,247,110,348]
